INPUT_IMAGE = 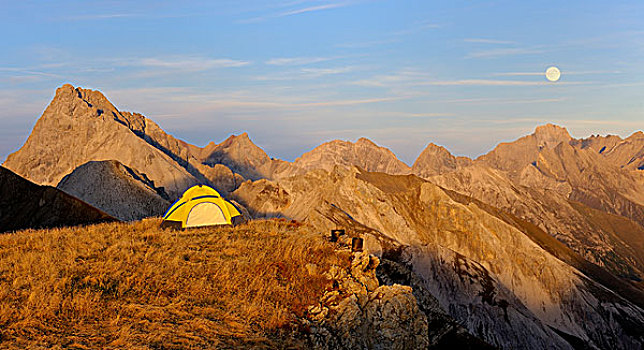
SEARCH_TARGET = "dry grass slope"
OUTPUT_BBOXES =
[0,218,350,349]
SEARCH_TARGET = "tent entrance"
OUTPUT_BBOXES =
[186,202,226,228]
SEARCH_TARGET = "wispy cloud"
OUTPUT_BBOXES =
[241,1,352,23]
[335,38,399,49]
[464,38,515,45]
[119,57,251,71]
[466,47,544,59]
[279,3,347,16]
[392,20,441,36]
[418,79,550,86]
[62,12,197,21]
[266,56,334,66]
[351,69,433,87]
[0,67,62,78]
[434,97,566,104]
[403,112,456,118]
[493,70,621,77]
[255,65,356,80]
[491,72,543,77]
[300,66,354,77]
[63,13,138,21]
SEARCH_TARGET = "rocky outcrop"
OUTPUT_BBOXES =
[304,251,430,349]
[57,160,170,221]
[292,138,411,175]
[0,166,115,232]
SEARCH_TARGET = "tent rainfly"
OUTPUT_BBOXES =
[161,184,243,229]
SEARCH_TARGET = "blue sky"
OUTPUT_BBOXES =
[1,0,642,164]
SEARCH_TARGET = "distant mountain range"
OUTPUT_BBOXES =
[3,84,643,349]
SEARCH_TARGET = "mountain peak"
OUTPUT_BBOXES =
[293,137,410,174]
[411,143,468,178]
[532,123,572,149]
[50,84,119,120]
[356,137,377,146]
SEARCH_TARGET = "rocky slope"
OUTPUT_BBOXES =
[0,166,115,232]
[57,160,170,221]
[232,167,644,349]
[429,164,644,283]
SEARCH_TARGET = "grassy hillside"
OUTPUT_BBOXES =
[0,218,349,349]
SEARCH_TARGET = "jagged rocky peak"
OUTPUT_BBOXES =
[412,143,471,178]
[52,83,118,118]
[475,123,574,174]
[293,137,411,175]
[532,123,573,148]
[200,132,275,181]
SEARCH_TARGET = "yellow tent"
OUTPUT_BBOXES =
[160,184,243,229]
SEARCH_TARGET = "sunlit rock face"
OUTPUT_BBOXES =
[4,84,644,348]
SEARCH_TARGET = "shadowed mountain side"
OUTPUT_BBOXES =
[232,167,644,349]
[57,160,171,221]
[0,166,115,233]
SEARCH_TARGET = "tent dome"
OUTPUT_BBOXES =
[160,184,242,229]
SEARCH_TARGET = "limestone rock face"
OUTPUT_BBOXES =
[292,138,411,175]
[57,160,170,221]
[411,143,471,177]
[0,166,115,232]
[305,252,429,350]
[233,167,644,349]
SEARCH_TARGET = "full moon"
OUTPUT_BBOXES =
[545,66,561,82]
